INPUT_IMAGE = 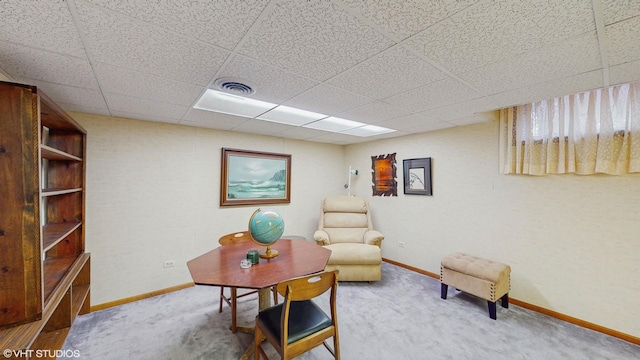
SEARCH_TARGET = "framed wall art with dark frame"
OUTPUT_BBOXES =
[220,148,291,206]
[403,157,432,196]
[371,153,397,196]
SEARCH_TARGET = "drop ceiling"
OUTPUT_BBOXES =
[1,0,639,145]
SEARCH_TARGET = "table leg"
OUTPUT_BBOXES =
[239,288,272,360]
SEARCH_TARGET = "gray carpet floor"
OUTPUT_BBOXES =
[63,262,639,359]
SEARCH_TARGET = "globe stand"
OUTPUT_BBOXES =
[259,245,279,259]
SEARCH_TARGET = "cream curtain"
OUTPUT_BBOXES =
[500,81,640,175]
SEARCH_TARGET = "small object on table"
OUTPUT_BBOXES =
[240,259,252,268]
[247,250,259,264]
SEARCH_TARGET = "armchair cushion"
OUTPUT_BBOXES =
[324,228,367,244]
[325,243,381,265]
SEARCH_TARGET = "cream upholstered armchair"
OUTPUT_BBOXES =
[313,195,384,281]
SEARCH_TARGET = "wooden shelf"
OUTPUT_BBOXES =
[42,222,82,252]
[1,80,89,355]
[71,284,90,318]
[41,188,82,197]
[31,328,70,359]
[43,257,77,302]
[0,254,90,351]
[41,144,82,162]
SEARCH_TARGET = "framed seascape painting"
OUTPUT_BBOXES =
[220,148,291,206]
[403,157,432,196]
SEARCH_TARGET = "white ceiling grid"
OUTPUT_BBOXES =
[0,0,638,145]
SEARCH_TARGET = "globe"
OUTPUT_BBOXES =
[248,208,284,258]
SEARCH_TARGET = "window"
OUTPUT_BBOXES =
[500,81,640,175]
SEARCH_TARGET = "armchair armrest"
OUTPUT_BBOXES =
[313,230,330,246]
[364,230,384,247]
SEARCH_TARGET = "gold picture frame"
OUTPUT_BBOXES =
[220,148,291,206]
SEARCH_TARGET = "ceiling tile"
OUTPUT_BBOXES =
[106,93,189,121]
[384,77,481,112]
[335,101,411,124]
[0,0,86,57]
[379,112,439,130]
[606,16,640,66]
[95,63,204,106]
[85,0,269,50]
[447,114,494,127]
[602,0,640,24]
[405,0,595,74]
[421,97,500,122]
[230,119,296,136]
[180,109,248,131]
[110,111,180,125]
[237,0,394,81]
[65,104,111,117]
[76,1,229,86]
[341,0,479,40]
[304,131,366,145]
[0,41,99,89]
[488,69,604,109]
[609,59,640,86]
[278,125,331,141]
[217,55,319,104]
[15,78,108,111]
[327,45,447,100]
[284,84,373,115]
[402,120,456,134]
[2,1,638,145]
[460,32,602,96]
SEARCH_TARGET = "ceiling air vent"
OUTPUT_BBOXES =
[214,78,255,96]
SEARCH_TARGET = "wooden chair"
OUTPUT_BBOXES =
[218,231,278,333]
[254,270,340,360]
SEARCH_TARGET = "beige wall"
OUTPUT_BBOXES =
[74,113,346,306]
[345,120,640,338]
[77,112,639,338]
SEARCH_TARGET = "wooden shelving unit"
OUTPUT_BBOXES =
[0,81,90,358]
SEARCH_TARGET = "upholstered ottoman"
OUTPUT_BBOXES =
[440,253,511,320]
[323,243,382,282]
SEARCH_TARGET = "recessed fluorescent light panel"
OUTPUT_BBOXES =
[193,90,395,137]
[194,89,276,118]
[257,105,327,126]
[302,117,366,132]
[341,124,396,137]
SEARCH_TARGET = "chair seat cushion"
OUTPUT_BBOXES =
[324,243,381,265]
[257,300,332,344]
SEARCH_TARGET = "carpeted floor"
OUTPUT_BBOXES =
[63,262,639,359]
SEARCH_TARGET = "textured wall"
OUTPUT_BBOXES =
[75,112,639,337]
[74,113,346,306]
[345,120,640,338]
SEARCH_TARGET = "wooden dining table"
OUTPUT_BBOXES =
[187,238,332,359]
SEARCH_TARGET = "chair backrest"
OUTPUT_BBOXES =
[318,196,374,244]
[276,270,338,301]
[219,231,252,245]
[277,270,339,350]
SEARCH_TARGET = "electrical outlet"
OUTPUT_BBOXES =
[163,260,175,268]
[398,241,405,248]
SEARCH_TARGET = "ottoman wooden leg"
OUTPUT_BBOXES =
[501,293,509,308]
[488,301,497,320]
[441,283,448,299]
